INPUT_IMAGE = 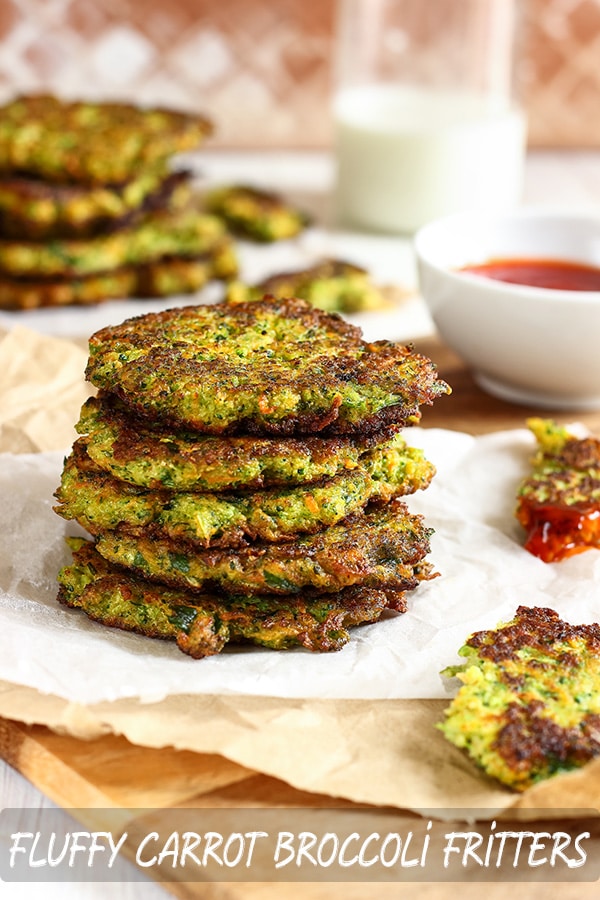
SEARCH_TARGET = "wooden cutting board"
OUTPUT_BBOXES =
[3,336,600,900]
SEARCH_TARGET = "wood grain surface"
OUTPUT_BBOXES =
[2,718,600,900]
[3,336,600,899]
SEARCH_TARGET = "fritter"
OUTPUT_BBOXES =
[205,184,308,242]
[225,259,389,313]
[86,297,450,435]
[0,203,228,278]
[0,169,192,240]
[0,94,212,185]
[93,499,434,596]
[77,394,434,492]
[0,242,237,310]
[516,418,600,562]
[439,606,600,791]
[58,538,406,657]
[54,435,433,547]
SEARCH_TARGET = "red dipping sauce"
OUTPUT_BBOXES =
[517,499,600,563]
[459,257,600,291]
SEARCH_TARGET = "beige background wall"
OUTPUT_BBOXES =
[0,0,597,149]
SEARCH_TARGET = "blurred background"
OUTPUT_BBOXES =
[0,0,598,149]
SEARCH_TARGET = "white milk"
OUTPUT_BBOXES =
[333,85,527,234]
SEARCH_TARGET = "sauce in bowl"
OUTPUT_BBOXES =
[459,257,600,291]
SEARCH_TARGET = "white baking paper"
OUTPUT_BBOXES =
[1,425,599,706]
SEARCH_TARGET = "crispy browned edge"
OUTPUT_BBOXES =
[86,297,450,436]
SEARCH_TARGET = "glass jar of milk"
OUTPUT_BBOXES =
[333,0,526,234]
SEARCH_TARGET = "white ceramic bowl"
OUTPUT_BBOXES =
[414,209,600,409]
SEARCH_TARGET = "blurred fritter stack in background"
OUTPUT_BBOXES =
[54,297,450,658]
[0,94,238,309]
[0,95,400,316]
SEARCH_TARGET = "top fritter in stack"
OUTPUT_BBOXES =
[55,297,450,657]
[0,94,237,309]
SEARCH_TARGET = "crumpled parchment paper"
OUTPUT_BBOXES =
[2,324,599,818]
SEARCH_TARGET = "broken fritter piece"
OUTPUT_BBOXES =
[439,606,600,791]
[225,259,390,313]
[58,537,406,657]
[516,418,600,562]
[205,184,308,242]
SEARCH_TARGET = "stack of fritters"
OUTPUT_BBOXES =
[54,297,450,657]
[0,94,237,309]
